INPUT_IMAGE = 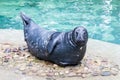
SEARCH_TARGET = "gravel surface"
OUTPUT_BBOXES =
[0,43,119,78]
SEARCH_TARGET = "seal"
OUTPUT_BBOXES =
[20,12,88,67]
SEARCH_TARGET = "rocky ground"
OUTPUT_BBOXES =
[0,43,119,78]
[0,30,120,80]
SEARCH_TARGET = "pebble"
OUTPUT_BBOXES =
[18,46,25,51]
[8,64,14,68]
[12,48,18,52]
[18,46,28,51]
[113,65,119,70]
[3,55,11,62]
[13,55,19,60]
[27,62,33,66]
[65,70,69,74]
[83,67,89,74]
[93,59,101,66]
[54,72,59,76]
[81,74,86,78]
[41,73,46,76]
[92,71,99,76]
[4,48,11,53]
[46,77,56,80]
[14,69,23,74]
[24,53,31,58]
[67,72,76,77]
[101,71,111,76]
[99,65,105,70]
[46,72,54,77]
[19,57,25,60]
[53,64,58,67]
[3,58,9,62]
[111,68,119,76]
[30,67,38,73]
[59,71,64,75]
[19,66,25,71]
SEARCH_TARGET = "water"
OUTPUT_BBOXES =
[0,0,120,44]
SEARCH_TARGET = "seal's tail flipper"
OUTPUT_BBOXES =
[20,12,31,27]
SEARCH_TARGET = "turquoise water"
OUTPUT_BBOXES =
[0,0,120,44]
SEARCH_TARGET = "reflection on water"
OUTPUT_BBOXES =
[100,0,114,42]
[0,0,120,44]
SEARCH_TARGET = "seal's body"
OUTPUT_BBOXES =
[20,13,88,67]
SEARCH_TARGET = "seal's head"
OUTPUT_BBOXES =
[20,12,31,27]
[72,27,88,46]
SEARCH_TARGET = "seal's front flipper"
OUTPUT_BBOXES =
[47,32,60,55]
[20,12,31,27]
[47,37,59,55]
[57,62,78,67]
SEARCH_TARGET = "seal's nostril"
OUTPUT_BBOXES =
[80,40,85,43]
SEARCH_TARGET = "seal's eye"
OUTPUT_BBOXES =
[75,32,78,38]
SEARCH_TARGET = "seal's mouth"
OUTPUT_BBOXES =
[76,40,86,46]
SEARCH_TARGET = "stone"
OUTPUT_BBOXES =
[67,72,76,77]
[46,77,56,80]
[93,59,101,66]
[46,72,54,77]
[53,64,58,67]
[4,48,11,53]
[13,55,19,60]
[18,46,28,51]
[30,67,38,73]
[65,70,69,74]
[101,71,111,76]
[19,57,25,60]
[41,73,46,76]
[25,53,31,58]
[3,56,10,62]
[113,65,119,70]
[14,69,22,74]
[12,48,18,52]
[83,67,90,74]
[54,72,59,76]
[81,74,86,78]
[18,46,25,51]
[99,65,105,70]
[92,71,99,76]
[19,66,25,71]
[27,62,33,66]
[111,68,119,76]
[59,71,64,75]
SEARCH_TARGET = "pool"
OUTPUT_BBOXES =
[0,0,120,44]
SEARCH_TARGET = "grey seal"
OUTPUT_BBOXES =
[20,12,88,67]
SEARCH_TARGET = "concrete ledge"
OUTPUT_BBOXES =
[87,38,120,65]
